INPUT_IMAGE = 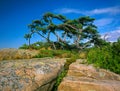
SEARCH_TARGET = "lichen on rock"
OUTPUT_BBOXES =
[0,58,66,91]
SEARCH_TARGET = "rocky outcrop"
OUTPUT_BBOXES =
[0,48,39,61]
[0,58,66,91]
[58,59,120,91]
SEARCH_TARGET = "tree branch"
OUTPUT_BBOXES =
[54,32,64,42]
[35,31,48,41]
[64,24,78,30]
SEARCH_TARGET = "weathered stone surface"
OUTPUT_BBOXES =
[0,58,66,91]
[58,59,120,91]
[0,48,39,61]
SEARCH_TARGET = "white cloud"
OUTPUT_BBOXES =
[54,7,120,42]
[54,6,120,15]
[94,18,113,27]
[101,29,120,42]
[54,8,83,14]
[87,6,120,15]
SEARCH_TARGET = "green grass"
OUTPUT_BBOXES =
[34,50,72,58]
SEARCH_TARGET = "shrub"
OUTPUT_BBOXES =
[19,42,51,50]
[34,50,54,58]
[19,44,29,49]
[87,43,120,74]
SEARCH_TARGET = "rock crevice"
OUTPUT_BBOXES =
[58,59,120,91]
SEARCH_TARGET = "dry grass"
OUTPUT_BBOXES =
[0,48,39,61]
[79,52,87,59]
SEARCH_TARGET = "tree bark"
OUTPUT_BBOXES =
[63,32,67,42]
[52,42,56,50]
[54,32,64,42]
[75,29,82,48]
[28,37,31,48]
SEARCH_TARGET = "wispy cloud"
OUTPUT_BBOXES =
[94,18,113,27]
[87,6,120,15]
[101,29,120,42]
[54,6,120,15]
[54,7,120,42]
[54,8,83,14]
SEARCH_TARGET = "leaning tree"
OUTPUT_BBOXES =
[25,12,101,50]
[26,12,70,49]
[56,16,100,49]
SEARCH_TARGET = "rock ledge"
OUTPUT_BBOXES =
[58,59,120,91]
[0,58,65,91]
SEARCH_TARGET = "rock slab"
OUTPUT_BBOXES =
[0,58,65,91]
[58,59,120,91]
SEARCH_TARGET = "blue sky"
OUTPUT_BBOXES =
[0,0,120,48]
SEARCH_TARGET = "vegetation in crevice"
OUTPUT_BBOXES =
[52,55,79,91]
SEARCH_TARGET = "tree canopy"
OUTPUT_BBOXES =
[25,12,103,50]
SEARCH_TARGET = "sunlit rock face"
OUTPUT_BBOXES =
[0,58,65,91]
[58,59,120,91]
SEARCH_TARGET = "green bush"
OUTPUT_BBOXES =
[19,42,51,50]
[19,44,29,49]
[87,41,120,74]
[34,50,54,58]
[30,42,51,49]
